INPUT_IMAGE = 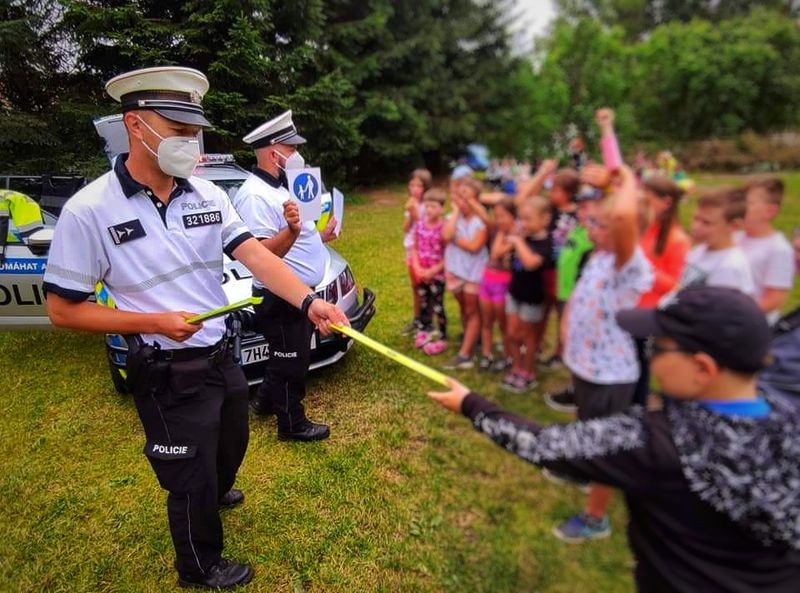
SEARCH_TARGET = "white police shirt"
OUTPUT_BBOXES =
[43,155,253,349]
[233,168,328,289]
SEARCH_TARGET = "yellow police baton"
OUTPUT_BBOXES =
[331,323,451,386]
[187,296,264,325]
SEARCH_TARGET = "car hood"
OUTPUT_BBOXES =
[221,246,347,302]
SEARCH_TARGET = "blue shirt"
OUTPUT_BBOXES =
[700,398,771,418]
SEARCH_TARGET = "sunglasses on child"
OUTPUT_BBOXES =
[644,338,695,360]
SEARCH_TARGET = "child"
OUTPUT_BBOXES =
[428,286,800,592]
[680,188,755,296]
[558,165,653,539]
[517,160,580,368]
[442,178,489,370]
[411,189,448,355]
[736,177,795,324]
[402,168,433,335]
[632,175,691,406]
[639,175,691,307]
[501,196,552,392]
[543,182,600,413]
[477,197,516,372]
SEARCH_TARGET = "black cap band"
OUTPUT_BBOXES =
[251,125,298,149]
[120,91,211,128]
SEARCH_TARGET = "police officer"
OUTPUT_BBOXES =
[233,111,338,442]
[42,67,348,590]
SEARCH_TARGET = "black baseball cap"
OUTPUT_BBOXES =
[616,286,771,374]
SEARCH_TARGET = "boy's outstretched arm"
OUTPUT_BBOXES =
[428,379,662,493]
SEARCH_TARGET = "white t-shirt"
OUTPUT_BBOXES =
[443,214,488,284]
[564,247,654,385]
[734,230,795,323]
[233,170,329,288]
[680,244,756,297]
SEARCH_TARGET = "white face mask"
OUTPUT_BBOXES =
[275,148,305,171]
[137,116,201,178]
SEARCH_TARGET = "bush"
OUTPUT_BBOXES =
[677,131,800,172]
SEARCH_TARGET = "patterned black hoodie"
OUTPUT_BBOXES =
[462,392,800,593]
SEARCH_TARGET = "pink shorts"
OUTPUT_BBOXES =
[479,268,512,304]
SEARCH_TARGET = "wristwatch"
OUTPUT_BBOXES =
[300,293,321,317]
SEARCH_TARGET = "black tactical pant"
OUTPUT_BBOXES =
[130,348,249,579]
[252,292,313,432]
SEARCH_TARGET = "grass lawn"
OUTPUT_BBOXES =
[1,172,797,592]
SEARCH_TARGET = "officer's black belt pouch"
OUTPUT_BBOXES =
[126,339,170,399]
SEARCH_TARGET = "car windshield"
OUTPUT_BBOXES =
[208,178,246,193]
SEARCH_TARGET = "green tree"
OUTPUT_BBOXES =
[555,0,800,39]
[632,9,800,139]
[0,0,70,172]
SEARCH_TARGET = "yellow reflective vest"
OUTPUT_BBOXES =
[0,190,45,263]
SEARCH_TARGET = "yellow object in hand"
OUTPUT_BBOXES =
[187,297,264,324]
[331,323,451,386]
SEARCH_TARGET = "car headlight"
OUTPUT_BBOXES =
[325,280,339,303]
[338,267,355,296]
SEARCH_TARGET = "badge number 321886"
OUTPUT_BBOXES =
[183,211,222,228]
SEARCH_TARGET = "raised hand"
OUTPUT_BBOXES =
[282,200,301,233]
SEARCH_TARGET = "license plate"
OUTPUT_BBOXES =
[241,334,317,366]
[241,344,269,365]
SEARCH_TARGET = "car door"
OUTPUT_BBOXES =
[0,212,55,329]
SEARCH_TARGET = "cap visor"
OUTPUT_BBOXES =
[615,308,664,339]
[280,133,306,145]
[153,108,213,129]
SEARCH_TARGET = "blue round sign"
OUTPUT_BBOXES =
[292,173,319,203]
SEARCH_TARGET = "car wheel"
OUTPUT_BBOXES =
[108,358,129,394]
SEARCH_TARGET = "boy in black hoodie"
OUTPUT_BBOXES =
[428,285,800,593]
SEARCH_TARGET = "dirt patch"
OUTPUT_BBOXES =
[363,188,401,206]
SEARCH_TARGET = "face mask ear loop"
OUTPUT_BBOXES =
[137,115,164,159]
[273,148,289,171]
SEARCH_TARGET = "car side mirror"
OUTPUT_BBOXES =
[27,228,54,255]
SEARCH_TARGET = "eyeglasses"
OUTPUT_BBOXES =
[644,338,695,360]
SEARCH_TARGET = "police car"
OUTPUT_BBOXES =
[0,117,375,392]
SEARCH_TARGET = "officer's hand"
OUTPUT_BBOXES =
[282,200,301,233]
[427,377,470,413]
[307,299,349,336]
[155,312,203,342]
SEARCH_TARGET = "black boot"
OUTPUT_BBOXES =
[218,489,244,511]
[249,395,274,417]
[178,559,254,589]
[278,420,330,442]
